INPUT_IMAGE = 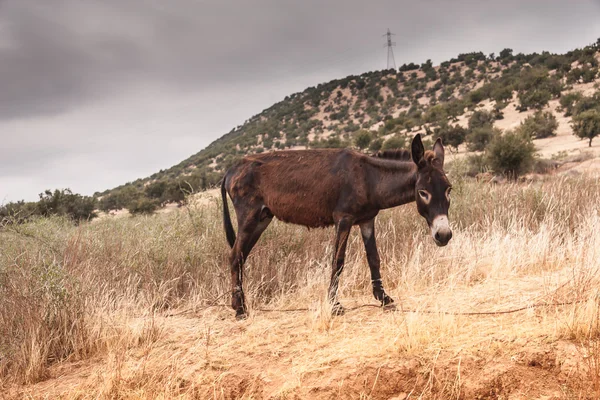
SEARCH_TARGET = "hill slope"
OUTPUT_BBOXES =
[95,41,600,210]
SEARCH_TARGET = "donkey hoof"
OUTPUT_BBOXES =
[381,295,395,306]
[235,310,248,320]
[332,303,345,316]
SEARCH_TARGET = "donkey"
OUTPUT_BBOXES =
[221,134,452,319]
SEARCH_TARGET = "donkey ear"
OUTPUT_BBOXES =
[433,137,445,167]
[411,134,426,169]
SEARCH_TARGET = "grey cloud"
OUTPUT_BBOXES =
[2,0,600,120]
[1,0,600,201]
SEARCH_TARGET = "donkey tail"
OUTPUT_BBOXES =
[221,176,236,248]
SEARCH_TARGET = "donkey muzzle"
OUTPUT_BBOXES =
[431,215,452,246]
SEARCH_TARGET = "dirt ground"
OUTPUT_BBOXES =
[9,265,598,399]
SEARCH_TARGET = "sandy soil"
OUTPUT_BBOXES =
[9,265,594,399]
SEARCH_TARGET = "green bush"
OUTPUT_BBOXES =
[423,104,448,124]
[466,126,497,152]
[435,123,467,151]
[518,88,552,110]
[487,130,536,178]
[466,154,490,176]
[382,135,407,150]
[369,138,384,152]
[353,130,372,149]
[129,198,160,215]
[573,93,600,116]
[518,110,558,139]
[468,110,495,131]
[572,109,600,147]
[36,189,97,222]
[145,181,167,200]
[559,92,583,116]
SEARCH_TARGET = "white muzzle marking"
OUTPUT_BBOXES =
[431,215,450,240]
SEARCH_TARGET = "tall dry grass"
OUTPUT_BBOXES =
[2,175,600,392]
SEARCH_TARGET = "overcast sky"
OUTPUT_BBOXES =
[1,1,599,202]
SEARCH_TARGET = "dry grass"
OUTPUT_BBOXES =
[3,175,600,398]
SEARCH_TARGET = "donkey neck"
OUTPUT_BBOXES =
[364,157,417,210]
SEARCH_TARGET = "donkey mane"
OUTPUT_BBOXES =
[372,149,412,161]
[373,148,439,166]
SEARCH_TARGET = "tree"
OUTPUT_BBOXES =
[381,135,407,150]
[468,110,495,131]
[423,104,448,124]
[145,181,167,200]
[37,189,97,222]
[487,130,536,179]
[559,92,583,117]
[129,198,159,215]
[518,110,558,139]
[369,138,384,152]
[353,130,372,149]
[466,126,497,152]
[499,48,513,61]
[435,123,467,151]
[573,93,600,116]
[572,109,600,147]
[518,88,552,110]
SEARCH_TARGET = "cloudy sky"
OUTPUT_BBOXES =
[1,1,599,202]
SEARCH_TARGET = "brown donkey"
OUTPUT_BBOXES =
[221,134,452,319]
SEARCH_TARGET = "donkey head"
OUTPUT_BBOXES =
[411,134,453,247]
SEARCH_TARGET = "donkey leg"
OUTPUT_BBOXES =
[359,219,394,306]
[230,206,273,320]
[328,215,353,315]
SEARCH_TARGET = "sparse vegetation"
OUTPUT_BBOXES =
[466,126,497,152]
[353,129,372,149]
[0,189,97,224]
[4,176,600,397]
[518,110,558,139]
[572,108,600,147]
[75,41,600,214]
[487,129,536,178]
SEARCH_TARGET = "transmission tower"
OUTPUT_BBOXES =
[382,28,397,70]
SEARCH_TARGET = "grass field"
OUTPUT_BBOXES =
[2,175,600,399]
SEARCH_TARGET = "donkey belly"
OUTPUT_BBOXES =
[264,192,336,228]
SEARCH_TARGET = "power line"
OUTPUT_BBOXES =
[382,28,396,70]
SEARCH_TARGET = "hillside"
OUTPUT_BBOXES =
[92,40,600,214]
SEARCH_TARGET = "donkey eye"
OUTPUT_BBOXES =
[418,190,431,203]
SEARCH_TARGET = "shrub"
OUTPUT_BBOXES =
[36,189,97,222]
[382,135,407,150]
[369,138,384,152]
[518,88,552,110]
[499,48,513,61]
[487,130,536,179]
[559,92,583,116]
[423,104,448,124]
[466,154,490,176]
[353,130,372,149]
[518,110,558,139]
[145,181,167,200]
[572,109,600,147]
[468,110,495,131]
[435,123,467,151]
[573,93,600,116]
[516,67,562,110]
[492,86,514,104]
[466,126,497,152]
[129,198,160,215]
